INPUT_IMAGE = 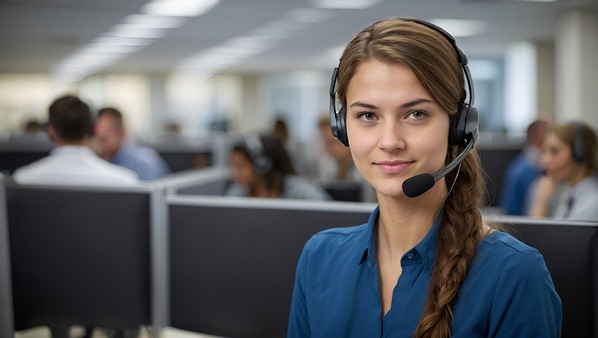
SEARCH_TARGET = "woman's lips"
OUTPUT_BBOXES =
[375,160,413,174]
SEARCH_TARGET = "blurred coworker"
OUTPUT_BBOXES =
[271,116,318,178]
[529,121,598,221]
[12,95,138,185]
[226,134,332,200]
[95,107,171,180]
[8,118,54,148]
[499,119,550,215]
[317,114,362,181]
[272,117,290,144]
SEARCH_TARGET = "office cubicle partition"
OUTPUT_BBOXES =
[168,196,596,338]
[5,181,167,337]
[153,165,232,196]
[168,196,375,338]
[4,174,595,338]
[0,175,14,338]
[487,215,598,338]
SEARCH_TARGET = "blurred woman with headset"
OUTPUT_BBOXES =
[225,133,332,200]
[287,17,561,337]
[529,121,598,221]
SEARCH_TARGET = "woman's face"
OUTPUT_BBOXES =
[345,60,450,198]
[540,132,576,183]
[229,150,256,186]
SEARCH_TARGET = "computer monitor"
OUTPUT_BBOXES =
[0,150,50,175]
[168,196,375,338]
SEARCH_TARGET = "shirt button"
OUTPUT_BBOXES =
[407,253,414,259]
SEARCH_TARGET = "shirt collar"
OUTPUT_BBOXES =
[358,206,442,270]
[51,145,95,156]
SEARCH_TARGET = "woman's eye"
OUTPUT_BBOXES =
[407,110,427,120]
[357,112,376,121]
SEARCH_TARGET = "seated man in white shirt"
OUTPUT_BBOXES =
[12,95,138,185]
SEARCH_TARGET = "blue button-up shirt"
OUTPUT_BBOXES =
[112,142,171,180]
[288,207,562,337]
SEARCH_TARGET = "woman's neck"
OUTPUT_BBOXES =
[376,182,446,260]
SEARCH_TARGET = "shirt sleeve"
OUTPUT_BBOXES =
[488,249,562,338]
[287,239,312,338]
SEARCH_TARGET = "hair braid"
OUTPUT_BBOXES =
[414,148,486,338]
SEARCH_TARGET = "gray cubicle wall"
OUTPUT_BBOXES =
[168,196,376,338]
[153,165,232,196]
[168,196,597,338]
[0,175,14,338]
[5,181,168,336]
[486,215,598,338]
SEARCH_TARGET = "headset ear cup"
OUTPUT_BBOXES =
[572,122,587,162]
[336,106,349,147]
[573,145,587,162]
[328,104,349,147]
[449,104,479,147]
[449,108,465,147]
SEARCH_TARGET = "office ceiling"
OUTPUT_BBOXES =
[0,0,596,77]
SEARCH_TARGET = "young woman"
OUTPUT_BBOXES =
[529,121,598,221]
[225,133,332,200]
[288,17,561,337]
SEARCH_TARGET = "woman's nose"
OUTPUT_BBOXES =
[378,121,406,151]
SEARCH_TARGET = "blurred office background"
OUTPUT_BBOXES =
[1,0,597,141]
[1,0,598,337]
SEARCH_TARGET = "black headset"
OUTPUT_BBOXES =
[329,18,479,149]
[571,121,587,162]
[244,134,273,174]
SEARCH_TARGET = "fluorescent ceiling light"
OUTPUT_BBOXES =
[123,14,185,29]
[108,24,166,39]
[92,36,153,47]
[311,0,385,9]
[428,19,487,37]
[142,0,220,17]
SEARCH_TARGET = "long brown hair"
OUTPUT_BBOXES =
[336,18,486,337]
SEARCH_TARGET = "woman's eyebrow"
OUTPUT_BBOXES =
[349,98,433,110]
[400,98,433,109]
[349,101,377,110]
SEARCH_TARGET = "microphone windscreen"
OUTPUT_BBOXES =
[402,173,435,198]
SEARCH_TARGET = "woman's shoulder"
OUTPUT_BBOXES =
[480,230,538,255]
[476,230,547,271]
[303,223,371,255]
